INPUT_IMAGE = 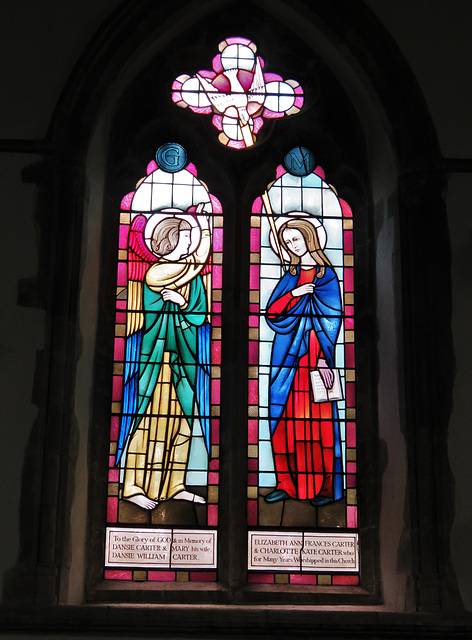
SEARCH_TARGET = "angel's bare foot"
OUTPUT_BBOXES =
[125,494,158,510]
[173,490,206,504]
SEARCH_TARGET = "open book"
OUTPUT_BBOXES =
[310,368,344,403]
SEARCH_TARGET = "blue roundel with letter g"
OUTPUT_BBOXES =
[156,143,188,173]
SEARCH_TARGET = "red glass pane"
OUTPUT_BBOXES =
[148,571,175,582]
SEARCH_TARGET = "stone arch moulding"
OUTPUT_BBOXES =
[3,0,462,628]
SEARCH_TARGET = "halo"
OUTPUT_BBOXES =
[268,211,327,262]
[144,208,202,257]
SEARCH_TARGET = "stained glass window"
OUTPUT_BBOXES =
[247,147,359,585]
[172,36,304,149]
[105,144,222,583]
[103,29,363,591]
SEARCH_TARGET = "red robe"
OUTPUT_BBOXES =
[267,267,336,500]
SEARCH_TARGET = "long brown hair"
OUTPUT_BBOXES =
[151,217,192,256]
[278,218,331,278]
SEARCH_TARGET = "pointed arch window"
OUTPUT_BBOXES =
[93,25,375,602]
[247,147,358,584]
[105,146,223,582]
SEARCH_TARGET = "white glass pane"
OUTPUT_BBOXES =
[322,188,343,217]
[301,186,322,216]
[281,187,302,213]
[259,439,276,474]
[181,77,211,108]
[221,43,254,71]
[280,172,302,188]
[151,169,173,184]
[259,472,277,487]
[259,372,269,408]
[264,81,295,113]
[172,171,195,186]
[324,218,343,249]
[131,182,153,211]
[259,341,272,367]
[150,183,173,210]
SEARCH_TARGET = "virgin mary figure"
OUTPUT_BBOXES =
[265,216,344,506]
[117,209,211,510]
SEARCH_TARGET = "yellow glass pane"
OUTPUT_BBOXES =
[208,486,219,503]
[275,574,289,584]
[346,448,357,461]
[247,486,258,499]
[347,489,357,505]
[176,572,189,582]
[108,482,119,496]
[133,571,147,581]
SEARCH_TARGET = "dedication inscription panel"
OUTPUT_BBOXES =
[105,527,217,570]
[248,531,359,572]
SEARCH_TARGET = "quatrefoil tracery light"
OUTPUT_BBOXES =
[172,37,304,149]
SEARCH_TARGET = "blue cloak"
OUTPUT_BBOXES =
[266,265,344,500]
[116,275,210,465]
[266,265,342,431]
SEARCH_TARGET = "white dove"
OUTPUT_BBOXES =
[196,58,266,146]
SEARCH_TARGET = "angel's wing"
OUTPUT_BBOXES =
[128,214,158,281]
[196,73,237,113]
[248,58,266,102]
